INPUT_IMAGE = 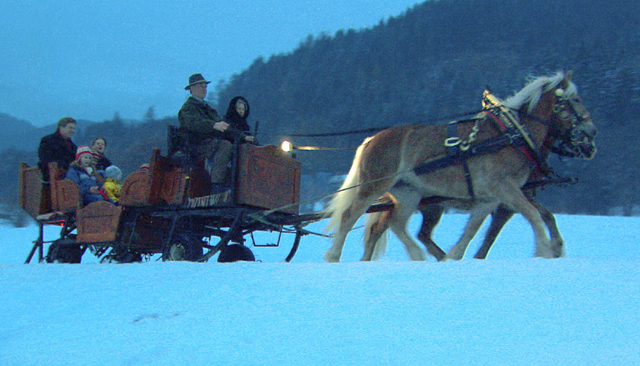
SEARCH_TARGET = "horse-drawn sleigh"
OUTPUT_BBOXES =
[19,128,312,263]
[18,71,597,264]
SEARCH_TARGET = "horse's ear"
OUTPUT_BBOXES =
[562,70,574,87]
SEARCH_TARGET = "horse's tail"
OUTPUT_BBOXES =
[364,211,389,261]
[325,137,372,234]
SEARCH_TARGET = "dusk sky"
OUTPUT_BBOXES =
[1,0,420,126]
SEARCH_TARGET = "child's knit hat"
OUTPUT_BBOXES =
[76,145,92,161]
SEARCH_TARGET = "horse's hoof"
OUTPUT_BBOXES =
[444,254,462,261]
[534,249,554,259]
[323,252,340,263]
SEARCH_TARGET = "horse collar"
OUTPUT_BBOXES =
[484,109,550,177]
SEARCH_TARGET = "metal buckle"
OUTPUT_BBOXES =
[444,137,461,147]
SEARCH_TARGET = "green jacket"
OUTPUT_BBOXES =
[178,96,222,137]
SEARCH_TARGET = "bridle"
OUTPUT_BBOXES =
[474,83,595,181]
[547,87,597,159]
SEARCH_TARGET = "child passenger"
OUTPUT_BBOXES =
[102,166,123,203]
[65,145,111,205]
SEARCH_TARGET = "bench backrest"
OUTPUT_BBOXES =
[119,149,187,206]
[167,125,188,157]
[149,149,188,205]
[18,163,48,219]
[119,170,151,206]
[48,162,81,213]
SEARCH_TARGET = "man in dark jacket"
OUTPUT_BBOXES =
[178,73,237,194]
[38,117,78,181]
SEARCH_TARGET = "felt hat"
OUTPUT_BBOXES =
[184,73,211,90]
[76,145,92,161]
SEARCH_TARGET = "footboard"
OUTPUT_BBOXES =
[76,200,123,242]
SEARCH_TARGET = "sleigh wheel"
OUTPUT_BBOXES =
[162,233,204,262]
[46,237,83,263]
[217,244,255,263]
[100,249,143,264]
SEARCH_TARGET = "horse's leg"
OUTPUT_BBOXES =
[473,203,515,259]
[326,184,393,263]
[387,188,425,261]
[416,205,447,261]
[446,205,494,260]
[529,198,564,258]
[389,219,426,261]
[496,187,553,258]
[325,197,374,262]
[362,210,392,261]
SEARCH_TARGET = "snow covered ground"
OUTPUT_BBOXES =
[1,213,639,365]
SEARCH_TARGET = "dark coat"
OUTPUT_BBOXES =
[95,155,112,171]
[224,96,252,133]
[178,96,249,143]
[178,96,222,140]
[38,131,77,180]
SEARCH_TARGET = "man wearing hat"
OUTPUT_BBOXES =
[178,73,233,194]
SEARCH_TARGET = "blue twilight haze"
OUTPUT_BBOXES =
[0,0,420,126]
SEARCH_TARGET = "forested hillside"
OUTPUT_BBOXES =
[1,0,638,221]
[215,0,640,215]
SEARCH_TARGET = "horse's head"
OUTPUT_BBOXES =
[548,71,598,160]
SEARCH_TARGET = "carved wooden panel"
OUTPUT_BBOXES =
[236,144,301,214]
[18,163,49,218]
[119,171,151,206]
[76,200,123,243]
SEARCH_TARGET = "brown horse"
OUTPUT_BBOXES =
[362,92,576,262]
[325,71,596,262]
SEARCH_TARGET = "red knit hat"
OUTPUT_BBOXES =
[76,145,92,161]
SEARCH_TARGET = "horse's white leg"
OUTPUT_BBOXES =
[325,215,358,262]
[447,205,493,260]
[325,196,378,262]
[499,189,553,258]
[530,198,564,258]
[325,225,352,263]
[389,219,425,261]
[362,210,391,261]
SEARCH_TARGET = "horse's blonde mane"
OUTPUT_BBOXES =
[503,71,578,113]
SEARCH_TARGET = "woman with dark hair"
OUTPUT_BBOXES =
[90,137,112,171]
[224,96,255,144]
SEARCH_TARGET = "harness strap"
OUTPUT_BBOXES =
[414,133,521,180]
[447,122,475,198]
[484,111,547,176]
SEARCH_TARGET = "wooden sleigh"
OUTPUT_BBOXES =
[19,131,303,264]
